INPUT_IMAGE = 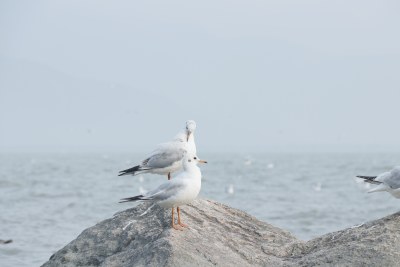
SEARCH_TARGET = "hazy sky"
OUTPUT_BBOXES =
[1,1,400,153]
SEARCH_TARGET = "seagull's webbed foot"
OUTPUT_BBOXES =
[178,222,188,228]
[172,224,184,231]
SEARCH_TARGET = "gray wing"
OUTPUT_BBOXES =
[384,167,400,189]
[143,180,185,201]
[143,147,186,169]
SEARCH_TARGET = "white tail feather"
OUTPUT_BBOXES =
[368,184,388,193]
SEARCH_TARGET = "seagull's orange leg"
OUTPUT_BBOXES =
[172,207,183,230]
[168,173,176,228]
[177,207,188,228]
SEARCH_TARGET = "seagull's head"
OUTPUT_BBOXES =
[185,120,196,141]
[184,154,207,168]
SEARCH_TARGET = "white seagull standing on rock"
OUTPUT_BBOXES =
[357,167,400,198]
[120,154,207,230]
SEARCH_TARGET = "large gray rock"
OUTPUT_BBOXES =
[289,212,400,266]
[42,199,400,267]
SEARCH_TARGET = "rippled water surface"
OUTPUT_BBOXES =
[1,152,400,266]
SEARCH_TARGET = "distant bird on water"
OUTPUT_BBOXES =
[118,120,198,180]
[357,167,400,198]
[120,154,207,230]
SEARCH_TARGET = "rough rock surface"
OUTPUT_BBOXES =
[288,212,400,267]
[42,199,400,267]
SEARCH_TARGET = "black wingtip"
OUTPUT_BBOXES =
[356,175,381,185]
[356,175,377,179]
[118,165,140,176]
[119,195,143,203]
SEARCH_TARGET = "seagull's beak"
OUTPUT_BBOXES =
[186,132,191,142]
[198,159,207,164]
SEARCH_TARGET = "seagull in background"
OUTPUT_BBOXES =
[120,154,207,230]
[357,166,400,198]
[118,120,198,180]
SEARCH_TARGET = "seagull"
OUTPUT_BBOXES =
[118,120,197,180]
[120,154,207,230]
[357,166,400,198]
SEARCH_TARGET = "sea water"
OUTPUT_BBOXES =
[1,152,399,266]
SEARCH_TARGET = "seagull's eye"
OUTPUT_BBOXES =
[194,157,197,160]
